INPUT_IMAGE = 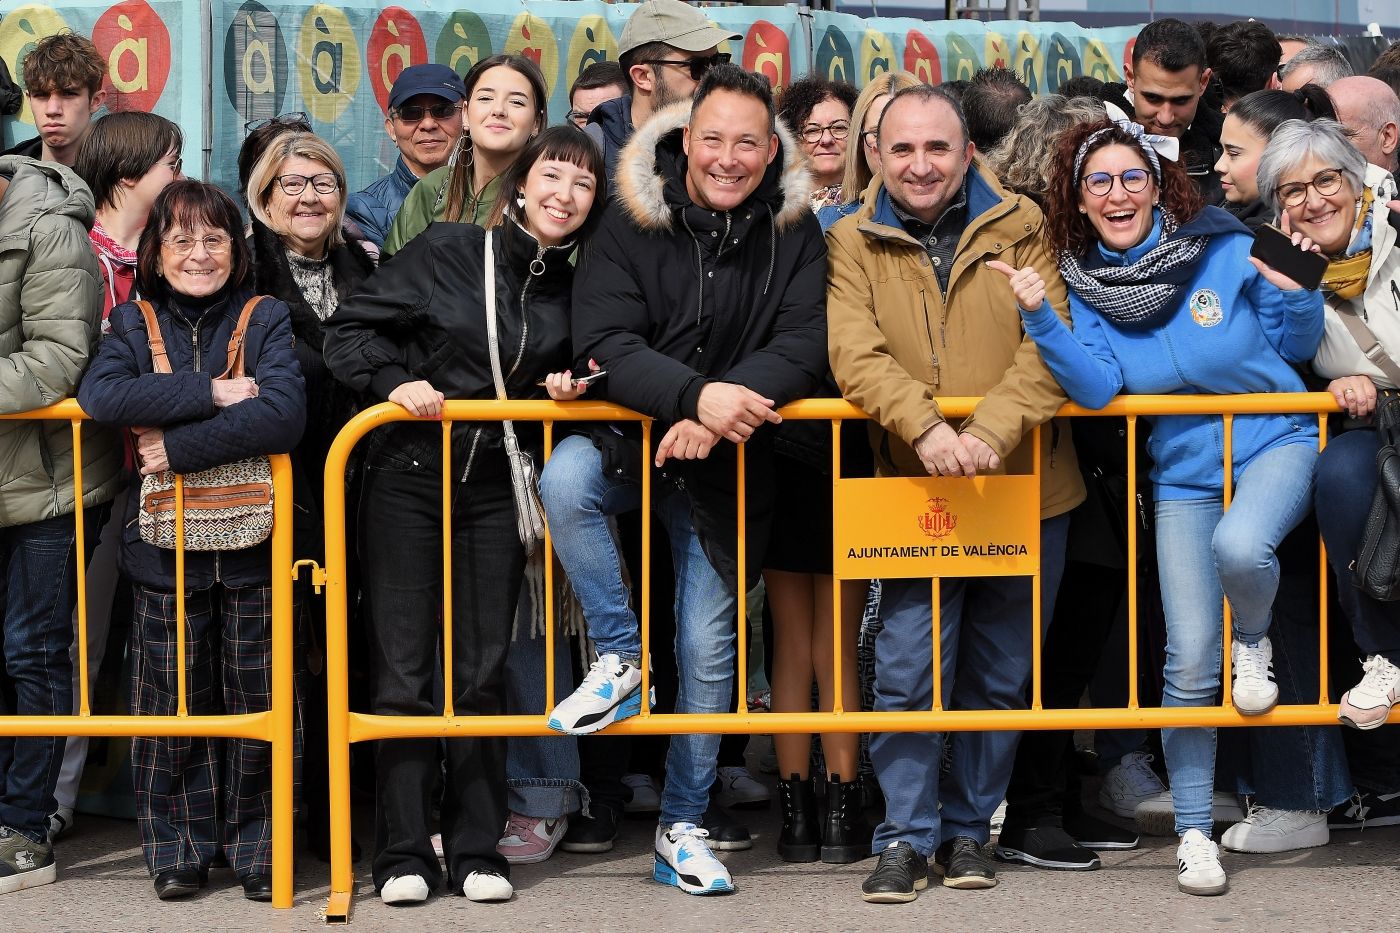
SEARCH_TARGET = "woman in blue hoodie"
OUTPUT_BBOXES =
[989,118,1324,898]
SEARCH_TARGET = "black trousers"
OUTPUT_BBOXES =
[359,454,524,892]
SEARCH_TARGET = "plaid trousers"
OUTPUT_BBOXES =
[130,583,273,877]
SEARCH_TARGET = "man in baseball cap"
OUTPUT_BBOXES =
[584,0,742,178]
[348,63,468,249]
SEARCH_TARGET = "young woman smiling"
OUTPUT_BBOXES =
[382,55,547,256]
[990,117,1325,897]
[323,127,606,907]
[1214,85,1335,230]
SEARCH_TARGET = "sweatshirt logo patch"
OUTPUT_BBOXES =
[1189,288,1224,328]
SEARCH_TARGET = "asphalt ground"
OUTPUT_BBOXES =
[3,750,1397,932]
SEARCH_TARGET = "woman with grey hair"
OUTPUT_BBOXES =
[1260,119,1400,736]
[984,95,1106,206]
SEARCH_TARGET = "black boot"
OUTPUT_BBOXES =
[777,774,820,862]
[822,773,873,864]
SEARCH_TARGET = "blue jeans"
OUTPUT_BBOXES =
[1154,440,1317,835]
[540,435,737,825]
[870,515,1069,854]
[505,599,584,818]
[0,510,102,842]
[1315,428,1400,667]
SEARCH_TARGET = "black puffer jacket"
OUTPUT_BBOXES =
[572,101,829,591]
[248,220,375,538]
[323,216,575,477]
[77,288,307,589]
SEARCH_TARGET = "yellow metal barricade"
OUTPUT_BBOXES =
[320,392,1384,922]
[0,400,297,908]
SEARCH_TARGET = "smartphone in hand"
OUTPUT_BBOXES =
[1251,223,1327,291]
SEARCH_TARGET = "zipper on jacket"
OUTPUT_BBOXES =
[920,292,941,388]
[680,212,706,326]
[170,305,202,373]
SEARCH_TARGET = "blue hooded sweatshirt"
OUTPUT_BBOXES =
[1020,206,1324,500]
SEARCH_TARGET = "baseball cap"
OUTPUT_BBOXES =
[619,0,742,56]
[389,64,468,110]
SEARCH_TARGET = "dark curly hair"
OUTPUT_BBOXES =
[1044,119,1203,257]
[776,75,858,139]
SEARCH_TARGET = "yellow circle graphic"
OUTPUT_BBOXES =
[0,5,72,126]
[858,29,895,84]
[567,14,617,86]
[504,12,560,99]
[297,4,361,123]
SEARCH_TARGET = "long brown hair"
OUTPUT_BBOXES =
[1044,119,1203,257]
[442,55,548,223]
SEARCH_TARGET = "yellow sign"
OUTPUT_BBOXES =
[833,474,1039,579]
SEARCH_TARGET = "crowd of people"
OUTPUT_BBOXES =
[2,0,1400,910]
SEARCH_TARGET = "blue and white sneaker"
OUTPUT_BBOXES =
[653,822,734,895]
[547,653,644,735]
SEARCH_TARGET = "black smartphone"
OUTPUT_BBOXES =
[1250,223,1327,292]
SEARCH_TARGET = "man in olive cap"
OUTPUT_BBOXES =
[585,0,741,177]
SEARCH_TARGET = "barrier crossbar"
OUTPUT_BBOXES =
[0,400,296,908]
[319,392,1384,922]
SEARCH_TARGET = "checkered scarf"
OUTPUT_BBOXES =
[1057,211,1210,330]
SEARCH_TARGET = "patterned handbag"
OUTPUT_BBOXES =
[135,297,275,551]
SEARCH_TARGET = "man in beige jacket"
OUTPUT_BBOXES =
[825,85,1084,903]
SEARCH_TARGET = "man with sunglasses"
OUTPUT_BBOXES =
[584,0,740,179]
[347,64,466,249]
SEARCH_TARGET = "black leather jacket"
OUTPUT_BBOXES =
[323,217,576,479]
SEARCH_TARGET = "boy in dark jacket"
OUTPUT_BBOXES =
[539,63,827,896]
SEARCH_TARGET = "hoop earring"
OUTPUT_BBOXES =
[447,133,472,170]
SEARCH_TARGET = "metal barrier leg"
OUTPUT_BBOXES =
[271,458,295,908]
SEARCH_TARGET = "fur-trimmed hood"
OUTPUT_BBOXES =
[614,100,813,234]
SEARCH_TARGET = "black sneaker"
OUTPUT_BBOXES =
[994,825,1100,871]
[1329,790,1400,830]
[861,841,929,904]
[699,801,752,851]
[560,803,620,854]
[933,836,997,889]
[1063,810,1139,851]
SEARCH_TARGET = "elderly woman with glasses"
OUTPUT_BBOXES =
[78,180,306,902]
[777,76,858,211]
[989,117,1325,896]
[1258,119,1400,733]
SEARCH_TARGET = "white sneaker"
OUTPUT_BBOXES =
[380,874,430,905]
[990,799,1008,835]
[462,870,513,902]
[714,766,770,809]
[1098,751,1167,818]
[46,805,74,841]
[1221,806,1328,853]
[653,822,734,895]
[1232,636,1279,715]
[547,653,645,735]
[1135,790,1245,837]
[1176,828,1227,896]
[431,832,443,859]
[1338,655,1400,730]
[623,773,661,815]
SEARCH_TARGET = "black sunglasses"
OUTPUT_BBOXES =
[392,101,461,123]
[645,52,731,82]
[244,111,310,133]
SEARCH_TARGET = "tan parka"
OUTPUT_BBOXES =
[826,162,1085,519]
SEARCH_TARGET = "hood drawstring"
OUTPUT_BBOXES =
[763,204,776,297]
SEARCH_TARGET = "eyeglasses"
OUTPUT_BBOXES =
[800,121,851,144]
[566,109,589,127]
[861,129,878,148]
[1082,169,1152,197]
[162,234,232,256]
[645,52,731,82]
[1275,167,1345,207]
[244,111,310,133]
[392,101,461,123]
[163,156,183,176]
[274,172,340,196]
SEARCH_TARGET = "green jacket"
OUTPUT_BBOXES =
[0,156,121,527]
[381,166,502,258]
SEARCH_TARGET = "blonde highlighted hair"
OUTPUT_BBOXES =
[840,71,922,203]
[245,131,347,249]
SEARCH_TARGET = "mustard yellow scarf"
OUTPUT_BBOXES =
[1322,188,1374,301]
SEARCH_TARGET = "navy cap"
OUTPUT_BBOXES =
[389,64,468,110]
